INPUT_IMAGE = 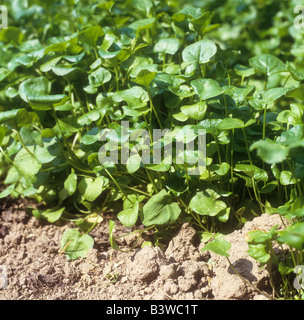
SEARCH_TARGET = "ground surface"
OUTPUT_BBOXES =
[0,197,286,300]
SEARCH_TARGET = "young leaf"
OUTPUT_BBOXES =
[180,102,207,120]
[247,243,271,264]
[142,190,181,227]
[249,54,286,76]
[133,69,156,87]
[182,40,217,64]
[64,169,77,196]
[218,118,245,130]
[60,229,94,260]
[40,207,65,223]
[250,139,288,164]
[0,184,16,199]
[78,26,104,47]
[201,239,231,257]
[189,190,227,217]
[126,154,142,174]
[117,201,139,228]
[109,220,119,250]
[191,78,222,100]
[79,177,105,202]
[154,38,180,55]
[234,64,255,78]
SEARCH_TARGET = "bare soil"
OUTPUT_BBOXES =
[0,197,286,300]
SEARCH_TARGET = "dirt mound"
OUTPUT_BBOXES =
[0,199,284,300]
[205,214,285,300]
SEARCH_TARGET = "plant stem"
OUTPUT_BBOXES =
[162,53,166,72]
[223,94,228,117]
[242,128,253,166]
[230,129,234,192]
[145,168,158,193]
[147,87,163,130]
[105,167,131,202]
[263,104,267,140]
[13,129,36,160]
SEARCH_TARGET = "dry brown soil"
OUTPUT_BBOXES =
[0,197,286,300]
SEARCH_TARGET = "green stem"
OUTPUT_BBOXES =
[162,53,166,72]
[145,168,158,193]
[230,129,234,192]
[223,94,228,117]
[147,87,163,130]
[13,129,36,160]
[105,167,131,202]
[242,128,253,166]
[115,183,152,197]
[252,177,264,214]
[179,198,208,232]
[287,160,303,198]
[263,104,267,140]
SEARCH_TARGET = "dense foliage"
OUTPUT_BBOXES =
[1,0,304,299]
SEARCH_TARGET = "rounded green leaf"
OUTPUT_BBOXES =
[78,26,104,47]
[154,38,180,55]
[247,243,270,264]
[142,190,181,227]
[79,177,105,202]
[89,67,112,88]
[250,139,288,164]
[249,54,286,76]
[181,101,207,120]
[64,169,77,196]
[280,171,297,186]
[191,78,222,100]
[278,223,304,250]
[14,147,41,184]
[133,69,156,87]
[40,207,65,223]
[189,190,227,217]
[182,40,217,64]
[201,239,231,257]
[126,154,142,174]
[18,77,50,103]
[218,118,245,130]
[60,229,94,260]
[0,109,22,124]
[234,64,255,78]
[118,201,139,228]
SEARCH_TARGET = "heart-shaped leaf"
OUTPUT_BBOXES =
[79,177,106,202]
[64,169,77,196]
[118,201,139,228]
[180,101,207,120]
[60,229,94,260]
[201,239,231,257]
[191,78,222,100]
[189,190,227,217]
[142,190,181,226]
[249,54,286,76]
[154,38,180,55]
[182,40,217,64]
